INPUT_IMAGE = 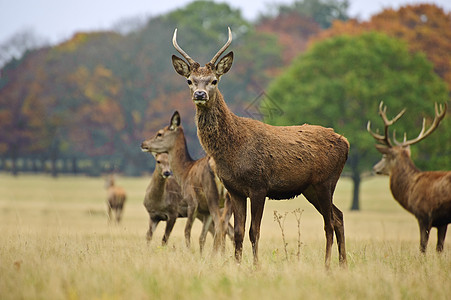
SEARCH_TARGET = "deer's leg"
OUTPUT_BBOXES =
[116,208,123,223]
[417,217,431,253]
[436,225,447,252]
[203,185,224,253]
[304,185,334,269]
[184,199,198,249]
[333,204,347,268]
[226,222,234,241]
[107,203,113,223]
[146,217,159,243]
[249,190,266,266]
[231,193,247,263]
[221,193,233,238]
[162,217,177,246]
[199,215,213,255]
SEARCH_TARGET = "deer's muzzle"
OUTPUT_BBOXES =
[193,90,208,105]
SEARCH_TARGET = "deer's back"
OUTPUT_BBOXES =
[108,187,126,208]
[213,119,349,199]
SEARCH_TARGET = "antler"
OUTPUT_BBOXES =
[209,27,232,66]
[172,28,197,66]
[367,101,406,147]
[393,102,447,147]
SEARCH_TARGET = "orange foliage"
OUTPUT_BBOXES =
[314,4,451,89]
[257,12,321,64]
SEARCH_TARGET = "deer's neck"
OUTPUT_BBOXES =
[148,169,166,201]
[168,130,195,183]
[195,91,241,160]
[389,153,420,211]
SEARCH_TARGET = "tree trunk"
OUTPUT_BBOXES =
[350,171,361,211]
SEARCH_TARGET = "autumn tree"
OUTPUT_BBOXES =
[264,32,449,210]
[316,4,451,89]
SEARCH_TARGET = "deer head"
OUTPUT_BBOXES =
[141,111,181,154]
[171,28,234,107]
[154,152,172,178]
[104,174,115,189]
[367,101,447,175]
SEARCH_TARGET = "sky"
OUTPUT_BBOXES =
[1,0,451,45]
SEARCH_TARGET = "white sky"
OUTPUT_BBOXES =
[1,0,450,45]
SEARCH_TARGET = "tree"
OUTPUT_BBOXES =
[315,4,451,90]
[264,32,449,210]
[271,0,349,29]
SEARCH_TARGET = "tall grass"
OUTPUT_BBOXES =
[0,174,449,299]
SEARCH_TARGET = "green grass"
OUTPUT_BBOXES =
[0,174,449,299]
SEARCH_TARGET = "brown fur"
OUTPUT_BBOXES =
[171,29,349,268]
[141,112,233,253]
[143,152,223,249]
[373,143,451,253]
[105,175,126,223]
[369,102,450,252]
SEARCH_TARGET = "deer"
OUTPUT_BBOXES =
[141,111,234,253]
[170,27,349,268]
[104,174,127,223]
[144,152,184,245]
[144,152,222,252]
[367,101,451,253]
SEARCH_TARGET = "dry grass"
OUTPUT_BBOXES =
[0,174,449,299]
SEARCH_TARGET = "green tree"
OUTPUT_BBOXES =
[265,32,449,210]
[274,0,349,29]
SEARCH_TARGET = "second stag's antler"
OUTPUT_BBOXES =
[367,101,406,147]
[393,102,447,147]
[367,101,447,147]
[172,27,233,67]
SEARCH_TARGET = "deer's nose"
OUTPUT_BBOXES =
[141,142,149,151]
[162,171,172,178]
[194,91,207,100]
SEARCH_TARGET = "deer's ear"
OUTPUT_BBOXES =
[169,111,181,130]
[375,144,390,154]
[216,51,233,76]
[172,55,191,77]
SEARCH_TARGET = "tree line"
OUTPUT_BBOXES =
[0,1,450,209]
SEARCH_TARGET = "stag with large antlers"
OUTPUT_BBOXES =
[368,101,451,253]
[171,27,349,268]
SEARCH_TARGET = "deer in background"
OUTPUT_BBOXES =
[105,174,127,223]
[144,152,222,251]
[368,101,451,253]
[141,111,233,253]
[171,28,349,268]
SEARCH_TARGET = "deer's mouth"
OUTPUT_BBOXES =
[193,99,207,105]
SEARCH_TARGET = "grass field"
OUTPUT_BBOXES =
[0,173,449,299]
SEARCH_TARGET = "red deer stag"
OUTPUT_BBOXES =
[367,101,450,253]
[141,111,233,253]
[171,28,349,268]
[105,175,127,223]
[144,152,221,252]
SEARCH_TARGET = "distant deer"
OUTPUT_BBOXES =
[170,28,349,268]
[144,152,221,251]
[105,174,127,223]
[368,101,450,253]
[141,112,233,253]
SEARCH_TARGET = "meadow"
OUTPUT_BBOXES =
[0,173,449,299]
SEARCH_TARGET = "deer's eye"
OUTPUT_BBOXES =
[187,79,193,85]
[156,160,161,164]
[211,80,218,85]
[156,132,162,137]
